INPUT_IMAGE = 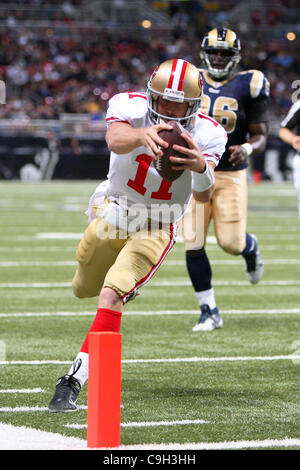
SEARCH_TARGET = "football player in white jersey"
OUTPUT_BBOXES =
[48,58,227,412]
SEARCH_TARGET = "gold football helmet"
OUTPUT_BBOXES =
[147,59,202,129]
[200,27,241,79]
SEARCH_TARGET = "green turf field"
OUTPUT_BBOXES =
[0,180,299,450]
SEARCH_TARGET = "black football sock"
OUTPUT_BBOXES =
[185,249,212,292]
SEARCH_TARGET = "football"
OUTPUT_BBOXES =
[154,120,189,182]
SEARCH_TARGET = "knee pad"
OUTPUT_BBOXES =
[72,280,97,299]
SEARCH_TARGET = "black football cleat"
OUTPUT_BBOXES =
[244,234,264,284]
[48,359,81,412]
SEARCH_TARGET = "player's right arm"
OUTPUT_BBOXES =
[106,121,171,158]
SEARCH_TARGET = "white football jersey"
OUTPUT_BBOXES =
[89,91,227,224]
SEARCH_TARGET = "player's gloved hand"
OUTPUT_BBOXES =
[228,145,248,167]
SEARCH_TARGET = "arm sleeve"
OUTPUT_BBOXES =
[105,93,132,127]
[281,101,300,130]
[247,96,270,124]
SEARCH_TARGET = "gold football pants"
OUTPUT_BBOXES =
[183,169,247,254]
[72,208,176,304]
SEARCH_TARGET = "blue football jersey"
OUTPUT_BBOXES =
[199,69,270,171]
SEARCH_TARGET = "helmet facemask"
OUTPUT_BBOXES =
[147,59,202,130]
[200,28,241,80]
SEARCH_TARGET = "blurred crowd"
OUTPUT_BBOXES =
[0,0,299,131]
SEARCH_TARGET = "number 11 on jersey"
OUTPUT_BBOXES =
[127,154,173,200]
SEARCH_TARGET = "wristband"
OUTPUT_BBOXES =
[240,142,253,156]
[191,164,215,192]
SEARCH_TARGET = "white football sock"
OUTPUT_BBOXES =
[195,288,216,310]
[67,352,89,387]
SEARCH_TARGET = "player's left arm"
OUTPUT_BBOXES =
[228,121,269,167]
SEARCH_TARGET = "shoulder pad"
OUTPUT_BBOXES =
[239,70,270,98]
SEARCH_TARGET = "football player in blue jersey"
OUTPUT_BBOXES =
[183,27,270,331]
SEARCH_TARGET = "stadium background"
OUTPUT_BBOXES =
[0,0,299,182]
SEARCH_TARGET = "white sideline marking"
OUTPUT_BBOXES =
[0,422,86,450]
[118,438,300,450]
[66,419,208,430]
[0,405,87,412]
[1,355,299,367]
[0,388,43,394]
[1,308,300,318]
[1,422,299,450]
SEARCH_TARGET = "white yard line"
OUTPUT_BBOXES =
[2,233,299,242]
[1,355,299,367]
[0,388,43,394]
[1,308,300,318]
[0,282,72,288]
[66,419,209,430]
[0,261,76,267]
[2,245,300,253]
[122,355,300,364]
[1,277,300,288]
[150,280,300,286]
[165,259,300,266]
[1,259,300,269]
[36,233,83,239]
[0,405,87,412]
